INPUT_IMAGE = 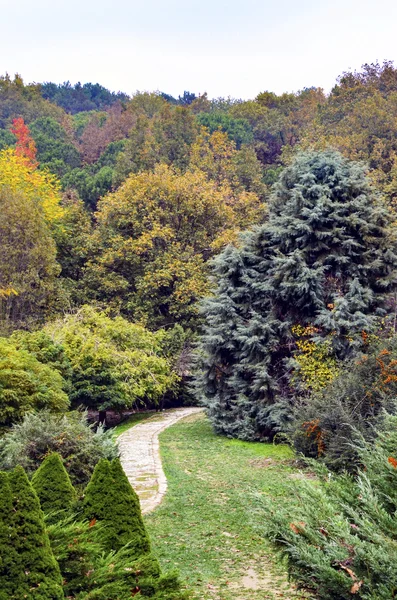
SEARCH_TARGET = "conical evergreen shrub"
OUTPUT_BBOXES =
[83,458,150,555]
[8,466,64,599]
[31,452,76,516]
[195,150,397,440]
[82,457,112,524]
[0,472,20,600]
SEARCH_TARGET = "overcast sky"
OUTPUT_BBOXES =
[2,0,397,99]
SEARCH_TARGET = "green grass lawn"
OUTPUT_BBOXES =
[145,412,312,600]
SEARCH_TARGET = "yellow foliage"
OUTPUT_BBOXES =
[0,149,63,222]
[292,325,339,391]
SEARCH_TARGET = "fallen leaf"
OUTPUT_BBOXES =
[351,580,363,594]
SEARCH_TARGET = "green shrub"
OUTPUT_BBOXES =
[46,515,102,597]
[83,457,151,555]
[10,329,73,390]
[7,466,64,599]
[0,471,20,599]
[262,416,397,599]
[82,551,189,599]
[0,337,69,428]
[0,410,118,486]
[291,336,397,471]
[31,452,77,516]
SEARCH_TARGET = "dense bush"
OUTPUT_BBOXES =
[83,457,151,555]
[0,410,117,485]
[2,466,64,599]
[46,516,102,597]
[31,452,77,516]
[262,415,397,599]
[0,337,69,428]
[45,306,178,418]
[291,336,397,471]
[194,150,397,441]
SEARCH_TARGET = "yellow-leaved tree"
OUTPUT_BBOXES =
[0,148,65,332]
[0,148,64,222]
[83,164,265,328]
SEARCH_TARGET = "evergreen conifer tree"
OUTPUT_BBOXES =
[195,150,397,440]
[31,452,76,516]
[83,458,151,555]
[8,466,64,599]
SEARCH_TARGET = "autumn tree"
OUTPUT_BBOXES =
[114,103,199,184]
[11,117,38,166]
[0,187,63,332]
[0,73,66,129]
[84,164,264,328]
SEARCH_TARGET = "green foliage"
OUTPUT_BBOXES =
[0,186,64,333]
[194,150,397,440]
[54,191,93,305]
[10,329,73,385]
[263,416,397,599]
[30,116,81,177]
[31,452,77,515]
[291,336,397,471]
[45,305,177,413]
[84,165,263,328]
[0,338,69,428]
[0,471,20,599]
[83,458,151,555]
[0,410,117,485]
[40,81,129,114]
[46,515,102,597]
[196,111,253,147]
[7,466,64,599]
[0,128,15,150]
[82,551,188,600]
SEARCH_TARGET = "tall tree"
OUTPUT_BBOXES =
[84,164,263,328]
[0,186,62,332]
[194,150,397,440]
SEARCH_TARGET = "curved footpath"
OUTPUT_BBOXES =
[118,407,203,514]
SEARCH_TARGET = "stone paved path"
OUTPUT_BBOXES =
[118,407,203,514]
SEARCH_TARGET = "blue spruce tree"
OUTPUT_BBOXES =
[194,150,397,440]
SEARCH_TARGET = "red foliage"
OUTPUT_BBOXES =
[11,117,38,167]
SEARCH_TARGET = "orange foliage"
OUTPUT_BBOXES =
[302,419,326,456]
[388,456,397,468]
[11,117,38,167]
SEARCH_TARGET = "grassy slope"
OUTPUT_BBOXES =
[145,412,311,600]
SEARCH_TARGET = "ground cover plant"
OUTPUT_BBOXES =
[261,414,397,599]
[145,411,312,600]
